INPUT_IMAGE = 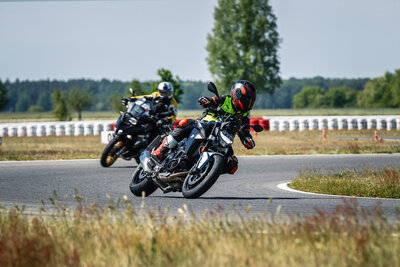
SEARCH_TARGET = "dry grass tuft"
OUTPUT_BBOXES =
[1,130,400,161]
[0,196,399,266]
[290,166,400,198]
[234,130,400,156]
[0,136,103,161]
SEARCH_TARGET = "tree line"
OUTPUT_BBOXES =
[0,73,392,113]
[1,69,399,116]
[292,69,400,109]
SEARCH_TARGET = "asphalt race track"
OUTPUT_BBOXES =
[1,154,399,219]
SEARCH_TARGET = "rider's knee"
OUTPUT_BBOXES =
[223,155,239,175]
[179,118,188,127]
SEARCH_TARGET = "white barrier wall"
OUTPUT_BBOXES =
[66,123,74,136]
[299,119,309,131]
[27,124,36,137]
[55,124,65,136]
[367,118,376,129]
[338,117,348,130]
[327,118,337,130]
[0,120,115,137]
[37,124,46,136]
[0,117,400,137]
[262,115,399,132]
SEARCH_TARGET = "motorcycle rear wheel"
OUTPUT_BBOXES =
[100,136,124,167]
[182,154,224,199]
[129,166,158,197]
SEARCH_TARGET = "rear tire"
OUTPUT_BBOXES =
[100,136,124,167]
[182,154,224,199]
[129,166,158,197]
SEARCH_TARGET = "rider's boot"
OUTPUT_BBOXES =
[152,135,178,161]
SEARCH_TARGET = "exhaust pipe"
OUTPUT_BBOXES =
[158,171,189,182]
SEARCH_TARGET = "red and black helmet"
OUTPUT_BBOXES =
[230,80,257,113]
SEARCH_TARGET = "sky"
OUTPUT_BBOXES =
[0,0,400,82]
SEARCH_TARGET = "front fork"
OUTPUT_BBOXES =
[191,151,226,175]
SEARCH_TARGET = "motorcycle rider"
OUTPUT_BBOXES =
[152,80,257,165]
[121,81,178,125]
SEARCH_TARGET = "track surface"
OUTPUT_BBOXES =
[1,154,399,218]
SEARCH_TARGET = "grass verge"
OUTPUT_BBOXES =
[0,196,399,266]
[289,167,400,198]
[0,136,103,161]
[1,130,400,161]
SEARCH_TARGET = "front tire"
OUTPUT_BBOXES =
[129,166,158,197]
[182,154,224,199]
[100,136,124,167]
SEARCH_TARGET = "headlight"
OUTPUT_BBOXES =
[128,117,137,125]
[219,130,234,147]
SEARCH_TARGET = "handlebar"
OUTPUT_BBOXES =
[154,110,174,120]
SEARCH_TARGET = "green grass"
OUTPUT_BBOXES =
[290,167,400,198]
[1,108,400,122]
[0,195,399,266]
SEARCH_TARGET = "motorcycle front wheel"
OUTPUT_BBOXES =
[129,166,158,197]
[100,136,124,167]
[182,154,224,199]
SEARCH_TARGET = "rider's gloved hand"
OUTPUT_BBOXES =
[198,97,211,108]
[120,98,130,106]
[241,136,255,149]
[156,118,168,127]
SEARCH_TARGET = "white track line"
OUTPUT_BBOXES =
[277,182,399,200]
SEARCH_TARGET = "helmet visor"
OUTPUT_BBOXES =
[160,90,173,98]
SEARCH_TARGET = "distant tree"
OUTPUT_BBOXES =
[343,87,359,107]
[0,80,8,111]
[206,0,281,94]
[52,90,70,121]
[324,86,358,108]
[324,87,346,108]
[313,94,330,108]
[15,94,30,112]
[390,69,400,107]
[68,88,92,120]
[129,79,151,96]
[180,81,208,109]
[28,105,44,112]
[292,87,325,108]
[109,92,125,113]
[37,92,52,111]
[357,71,397,108]
[271,77,369,108]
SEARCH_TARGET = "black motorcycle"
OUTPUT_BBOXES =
[100,95,172,167]
[129,82,263,198]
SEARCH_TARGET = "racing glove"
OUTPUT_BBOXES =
[239,130,255,149]
[198,96,212,108]
[241,136,255,149]
[156,118,169,127]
